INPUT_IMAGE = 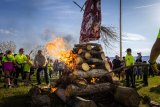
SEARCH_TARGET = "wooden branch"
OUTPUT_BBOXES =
[71,69,110,78]
[65,83,140,107]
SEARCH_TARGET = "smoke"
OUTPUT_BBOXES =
[0,27,78,55]
[27,29,78,58]
[41,29,77,48]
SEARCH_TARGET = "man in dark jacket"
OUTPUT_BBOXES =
[112,55,121,80]
[136,52,143,79]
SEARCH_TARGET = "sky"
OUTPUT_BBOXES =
[0,0,160,57]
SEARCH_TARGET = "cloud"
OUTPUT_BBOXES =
[135,4,155,9]
[0,29,16,35]
[123,32,146,41]
[135,2,160,9]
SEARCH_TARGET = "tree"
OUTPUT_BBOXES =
[29,45,49,59]
[0,41,16,53]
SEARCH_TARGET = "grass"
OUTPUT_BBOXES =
[0,75,160,107]
[0,75,58,107]
[137,76,160,103]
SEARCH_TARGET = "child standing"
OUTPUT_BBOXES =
[48,59,53,78]
[23,55,33,86]
[2,50,16,88]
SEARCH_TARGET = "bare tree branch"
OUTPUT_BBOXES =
[0,41,16,53]
[100,26,119,48]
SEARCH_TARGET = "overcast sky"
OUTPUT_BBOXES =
[0,0,160,57]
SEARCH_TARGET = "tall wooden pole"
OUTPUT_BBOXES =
[120,0,122,60]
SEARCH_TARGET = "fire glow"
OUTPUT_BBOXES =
[51,87,57,93]
[45,37,77,70]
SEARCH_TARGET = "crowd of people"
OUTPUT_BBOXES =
[0,46,159,89]
[0,48,59,88]
[107,48,157,88]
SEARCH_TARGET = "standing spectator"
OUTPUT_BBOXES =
[23,55,33,86]
[121,57,125,66]
[48,58,53,78]
[142,61,149,86]
[136,52,142,62]
[106,56,113,71]
[0,53,4,81]
[34,50,50,86]
[125,48,135,88]
[53,59,59,76]
[57,60,65,78]
[136,52,143,79]
[120,57,126,80]
[2,50,16,88]
[14,48,27,87]
[29,59,36,81]
[112,55,121,79]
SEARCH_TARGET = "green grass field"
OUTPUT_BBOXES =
[0,75,160,107]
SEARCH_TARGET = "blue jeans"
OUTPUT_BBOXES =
[36,66,50,84]
[137,67,143,79]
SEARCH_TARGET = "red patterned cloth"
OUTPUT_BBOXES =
[80,0,101,43]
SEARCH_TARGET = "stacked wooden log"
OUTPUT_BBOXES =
[29,43,141,107]
[73,43,111,72]
[54,43,140,107]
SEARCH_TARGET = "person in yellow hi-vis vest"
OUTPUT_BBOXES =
[14,48,27,87]
[149,29,160,73]
[125,48,135,88]
[47,58,53,78]
[23,55,33,86]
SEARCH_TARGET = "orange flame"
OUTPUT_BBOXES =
[51,87,57,93]
[91,77,99,84]
[45,37,77,70]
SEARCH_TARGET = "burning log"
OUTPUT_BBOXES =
[75,56,83,65]
[65,83,140,107]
